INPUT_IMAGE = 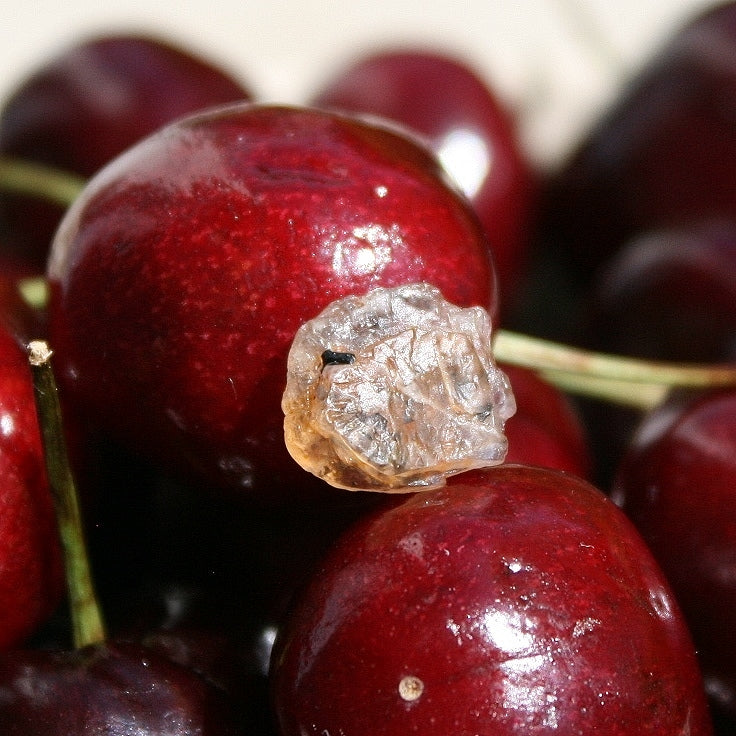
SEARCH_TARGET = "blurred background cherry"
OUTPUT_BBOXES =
[311,48,537,315]
[572,219,736,486]
[0,32,252,271]
[542,2,736,276]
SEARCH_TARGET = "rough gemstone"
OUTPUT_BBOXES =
[282,283,515,491]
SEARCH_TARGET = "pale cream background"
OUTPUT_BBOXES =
[0,1,717,168]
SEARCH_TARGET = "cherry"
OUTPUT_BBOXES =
[611,388,736,724]
[103,582,282,735]
[501,364,591,478]
[575,219,736,485]
[0,32,252,270]
[0,326,62,649]
[46,103,498,502]
[0,343,247,735]
[581,220,736,364]
[271,465,712,736]
[542,2,736,276]
[0,641,242,735]
[312,48,536,312]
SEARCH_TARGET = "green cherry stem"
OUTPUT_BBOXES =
[494,330,736,410]
[0,155,86,208]
[28,340,106,649]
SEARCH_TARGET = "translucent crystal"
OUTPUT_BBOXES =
[282,283,516,491]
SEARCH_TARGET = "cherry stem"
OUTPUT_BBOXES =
[28,340,106,650]
[494,330,736,410]
[0,155,86,208]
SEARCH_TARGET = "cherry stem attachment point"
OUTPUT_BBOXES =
[28,340,106,649]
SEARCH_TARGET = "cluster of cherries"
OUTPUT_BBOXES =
[0,3,735,734]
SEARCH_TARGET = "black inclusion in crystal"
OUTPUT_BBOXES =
[321,350,355,367]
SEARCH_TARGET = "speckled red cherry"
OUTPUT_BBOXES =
[271,465,712,735]
[0,325,63,648]
[46,103,498,502]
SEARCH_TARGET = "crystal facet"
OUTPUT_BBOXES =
[282,283,515,491]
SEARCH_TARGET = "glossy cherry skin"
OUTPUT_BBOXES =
[46,103,498,502]
[501,364,591,478]
[0,641,240,735]
[0,33,251,270]
[612,389,736,721]
[271,465,711,736]
[0,324,63,649]
[543,2,736,276]
[97,582,282,735]
[312,48,536,312]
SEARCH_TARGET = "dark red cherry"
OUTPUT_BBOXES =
[543,1,736,275]
[575,219,736,485]
[0,33,252,270]
[99,582,281,734]
[271,465,711,736]
[612,388,736,722]
[0,641,240,735]
[312,48,536,311]
[0,324,63,649]
[46,103,498,502]
[582,220,736,363]
[501,364,591,477]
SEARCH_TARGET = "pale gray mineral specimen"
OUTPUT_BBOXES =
[282,282,516,491]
